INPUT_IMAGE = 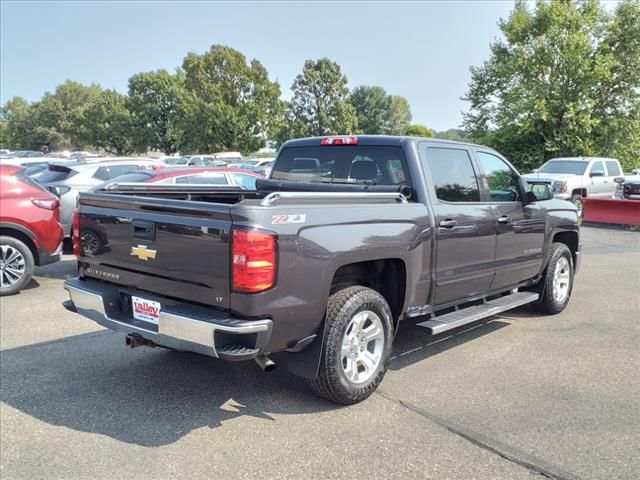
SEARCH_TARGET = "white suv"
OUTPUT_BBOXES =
[522,157,624,217]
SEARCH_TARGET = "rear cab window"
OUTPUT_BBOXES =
[271,146,411,187]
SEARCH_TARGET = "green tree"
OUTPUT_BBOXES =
[463,0,640,171]
[37,80,102,149]
[404,124,435,137]
[436,129,468,141]
[387,96,412,135]
[350,86,412,135]
[128,69,186,154]
[179,45,282,154]
[351,86,391,134]
[0,97,46,150]
[75,90,137,155]
[288,58,357,137]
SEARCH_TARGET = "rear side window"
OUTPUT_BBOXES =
[606,161,621,176]
[271,146,410,186]
[424,147,480,202]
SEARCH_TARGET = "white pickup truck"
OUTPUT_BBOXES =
[522,157,624,217]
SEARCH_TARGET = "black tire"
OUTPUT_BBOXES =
[533,243,574,315]
[571,194,583,223]
[307,286,394,405]
[0,236,35,296]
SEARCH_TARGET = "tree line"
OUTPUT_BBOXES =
[1,0,638,171]
[0,47,434,157]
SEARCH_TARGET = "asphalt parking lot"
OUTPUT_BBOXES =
[1,226,638,480]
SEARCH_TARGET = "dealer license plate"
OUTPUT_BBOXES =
[132,296,161,325]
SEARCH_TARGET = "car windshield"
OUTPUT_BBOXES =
[539,160,588,175]
[271,146,410,186]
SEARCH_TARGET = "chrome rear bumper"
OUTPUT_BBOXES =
[63,277,272,361]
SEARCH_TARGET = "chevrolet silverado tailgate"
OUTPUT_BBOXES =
[76,192,233,308]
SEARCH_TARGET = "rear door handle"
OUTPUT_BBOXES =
[439,219,457,229]
[497,215,512,224]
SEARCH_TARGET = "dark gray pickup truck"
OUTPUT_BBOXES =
[63,136,581,404]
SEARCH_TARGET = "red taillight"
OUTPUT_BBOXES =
[232,228,276,293]
[31,198,60,210]
[72,210,81,257]
[320,136,358,145]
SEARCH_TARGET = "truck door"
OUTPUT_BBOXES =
[587,160,609,197]
[420,145,496,305]
[475,150,546,290]
[604,160,623,197]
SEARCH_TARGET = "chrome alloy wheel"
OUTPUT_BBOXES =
[0,245,26,288]
[573,197,584,219]
[553,256,571,302]
[341,310,385,384]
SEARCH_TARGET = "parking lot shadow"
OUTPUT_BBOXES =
[390,316,511,370]
[0,331,338,447]
[34,257,77,280]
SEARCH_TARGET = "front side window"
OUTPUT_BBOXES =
[424,147,480,202]
[477,151,523,202]
[590,161,605,176]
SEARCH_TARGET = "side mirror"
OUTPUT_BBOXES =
[526,183,553,202]
[590,170,604,177]
[613,176,625,184]
[532,168,539,173]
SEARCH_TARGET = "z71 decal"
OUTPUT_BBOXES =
[272,214,307,225]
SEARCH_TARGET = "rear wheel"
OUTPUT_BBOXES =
[307,286,393,405]
[533,243,574,314]
[0,236,35,296]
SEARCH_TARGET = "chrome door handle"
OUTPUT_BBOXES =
[439,219,457,229]
[497,215,512,224]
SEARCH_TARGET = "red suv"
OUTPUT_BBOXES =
[0,165,64,295]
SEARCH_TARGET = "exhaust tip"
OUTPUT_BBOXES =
[255,354,276,372]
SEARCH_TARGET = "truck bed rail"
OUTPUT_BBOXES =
[259,191,408,206]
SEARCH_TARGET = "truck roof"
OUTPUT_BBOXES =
[281,135,487,149]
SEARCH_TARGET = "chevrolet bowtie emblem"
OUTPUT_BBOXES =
[130,245,157,261]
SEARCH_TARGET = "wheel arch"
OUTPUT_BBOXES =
[0,222,40,265]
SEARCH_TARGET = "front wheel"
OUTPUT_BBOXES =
[533,243,574,315]
[0,236,35,296]
[571,194,584,223]
[307,286,394,405]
